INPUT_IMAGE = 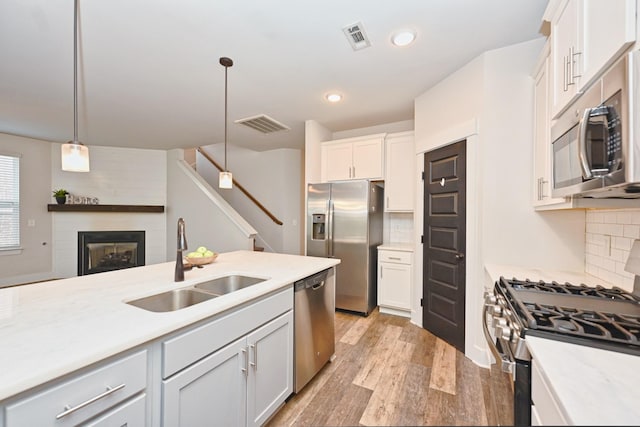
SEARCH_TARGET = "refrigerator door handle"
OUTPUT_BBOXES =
[327,200,334,257]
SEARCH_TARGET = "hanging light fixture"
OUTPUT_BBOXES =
[218,57,233,189]
[61,0,90,172]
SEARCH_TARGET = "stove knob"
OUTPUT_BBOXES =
[493,317,507,328]
[484,293,497,304]
[496,324,512,341]
[491,305,503,316]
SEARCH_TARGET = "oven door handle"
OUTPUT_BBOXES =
[482,303,514,373]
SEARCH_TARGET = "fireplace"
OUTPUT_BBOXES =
[78,231,145,276]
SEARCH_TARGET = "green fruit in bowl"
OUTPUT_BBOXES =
[204,250,214,257]
[197,246,208,254]
[187,251,203,258]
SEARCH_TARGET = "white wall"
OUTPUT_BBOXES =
[51,144,167,278]
[414,38,586,366]
[195,144,301,255]
[0,134,53,286]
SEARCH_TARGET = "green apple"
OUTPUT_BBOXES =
[204,250,214,257]
[197,246,208,254]
[187,251,203,258]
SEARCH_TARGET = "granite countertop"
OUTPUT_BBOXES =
[484,264,640,425]
[0,250,339,401]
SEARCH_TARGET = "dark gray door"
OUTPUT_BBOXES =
[423,140,466,352]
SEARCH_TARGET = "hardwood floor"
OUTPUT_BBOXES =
[267,308,514,427]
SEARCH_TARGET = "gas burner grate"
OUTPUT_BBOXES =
[507,278,640,302]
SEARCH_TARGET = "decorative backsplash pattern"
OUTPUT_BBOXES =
[585,209,640,291]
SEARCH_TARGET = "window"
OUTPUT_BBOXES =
[0,153,20,250]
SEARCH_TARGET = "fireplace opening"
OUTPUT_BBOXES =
[78,231,145,276]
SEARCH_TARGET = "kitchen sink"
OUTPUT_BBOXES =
[126,275,267,312]
[194,275,266,295]
[126,288,217,313]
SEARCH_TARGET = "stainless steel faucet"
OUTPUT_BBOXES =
[175,217,188,281]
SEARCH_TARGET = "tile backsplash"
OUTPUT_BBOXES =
[585,209,640,291]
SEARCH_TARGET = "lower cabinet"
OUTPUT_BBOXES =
[3,350,148,427]
[531,357,568,426]
[377,247,413,318]
[162,310,293,427]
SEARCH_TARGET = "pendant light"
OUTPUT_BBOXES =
[61,0,90,172]
[218,57,233,189]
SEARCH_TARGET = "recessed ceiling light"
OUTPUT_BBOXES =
[391,30,416,47]
[326,93,342,103]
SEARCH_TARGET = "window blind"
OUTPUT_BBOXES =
[0,154,20,249]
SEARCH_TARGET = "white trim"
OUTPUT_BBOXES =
[0,248,23,256]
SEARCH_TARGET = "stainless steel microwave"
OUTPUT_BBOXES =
[551,50,640,198]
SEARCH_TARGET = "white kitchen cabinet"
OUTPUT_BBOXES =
[384,131,415,212]
[321,134,385,182]
[531,357,568,426]
[377,246,413,318]
[4,350,147,427]
[532,42,570,209]
[549,0,636,118]
[161,288,294,427]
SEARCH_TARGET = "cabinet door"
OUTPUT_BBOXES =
[162,337,247,427]
[551,0,580,118]
[323,142,353,181]
[581,0,636,86]
[352,138,383,180]
[247,311,293,427]
[378,262,411,311]
[385,132,414,211]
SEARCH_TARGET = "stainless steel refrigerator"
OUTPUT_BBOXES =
[306,180,383,315]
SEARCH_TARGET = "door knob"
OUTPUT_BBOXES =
[455,253,465,261]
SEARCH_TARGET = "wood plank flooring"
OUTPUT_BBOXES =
[267,308,514,427]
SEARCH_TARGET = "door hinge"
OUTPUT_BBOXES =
[421,171,425,181]
[420,235,424,244]
[420,298,424,307]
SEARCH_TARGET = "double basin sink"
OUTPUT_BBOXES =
[126,275,267,313]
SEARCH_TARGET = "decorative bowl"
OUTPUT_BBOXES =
[185,253,218,266]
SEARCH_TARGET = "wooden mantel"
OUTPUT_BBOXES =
[47,204,164,213]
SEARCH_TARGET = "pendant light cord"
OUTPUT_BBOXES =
[73,0,79,143]
[224,62,228,172]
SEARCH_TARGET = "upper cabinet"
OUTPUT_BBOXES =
[321,134,385,182]
[384,131,415,212]
[532,42,570,209]
[549,0,636,118]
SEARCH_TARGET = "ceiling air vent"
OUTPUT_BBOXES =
[235,114,290,134]
[342,21,371,51]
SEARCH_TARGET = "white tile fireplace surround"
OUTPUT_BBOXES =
[52,213,166,279]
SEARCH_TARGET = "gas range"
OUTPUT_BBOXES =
[484,277,640,368]
[483,276,640,427]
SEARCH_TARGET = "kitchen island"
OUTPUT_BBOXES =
[0,250,339,426]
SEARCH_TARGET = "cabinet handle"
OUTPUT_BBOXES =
[540,178,548,199]
[568,46,580,84]
[352,166,355,177]
[380,265,383,279]
[241,347,248,376]
[348,166,352,178]
[55,383,125,419]
[250,343,257,369]
[564,55,569,92]
[389,257,401,261]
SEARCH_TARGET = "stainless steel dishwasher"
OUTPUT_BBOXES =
[294,267,335,393]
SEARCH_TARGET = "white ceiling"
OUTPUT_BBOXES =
[0,0,548,152]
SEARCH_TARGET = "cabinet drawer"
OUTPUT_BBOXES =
[378,250,412,264]
[162,286,293,378]
[5,350,147,427]
[85,393,146,427]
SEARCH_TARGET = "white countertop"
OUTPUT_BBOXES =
[527,336,640,425]
[485,264,640,425]
[378,243,414,252]
[0,250,339,401]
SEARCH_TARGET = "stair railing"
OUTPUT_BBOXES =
[196,147,284,226]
